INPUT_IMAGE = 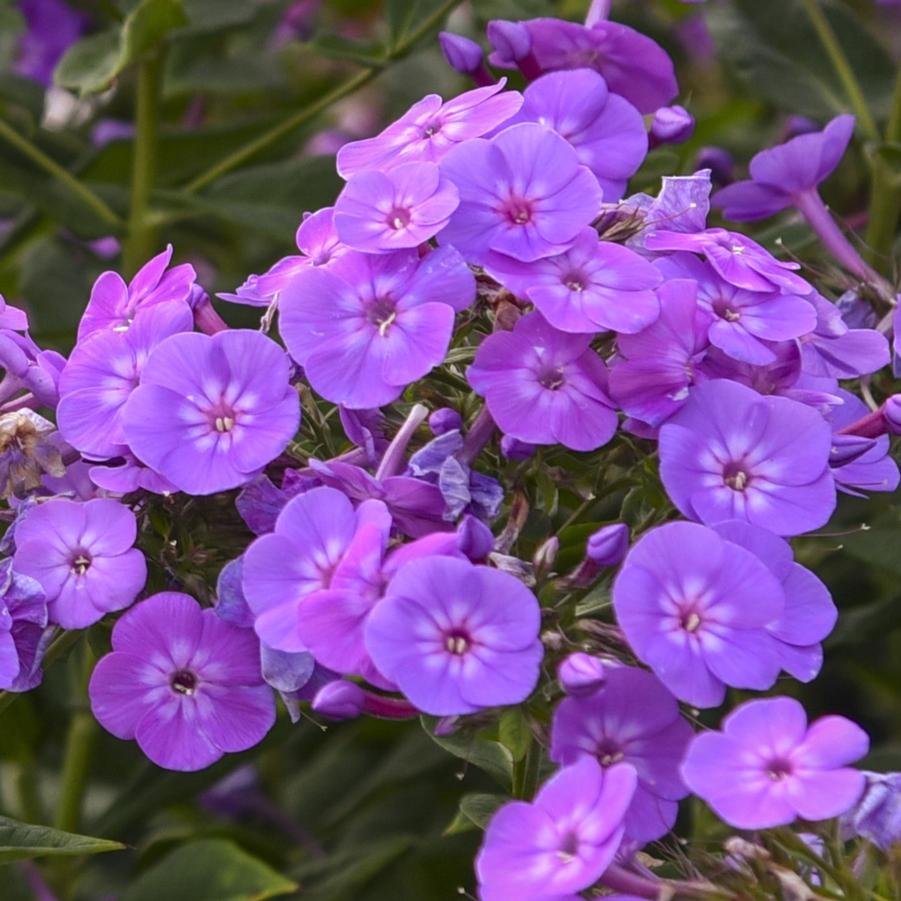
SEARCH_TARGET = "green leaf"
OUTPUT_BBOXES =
[444,793,506,835]
[0,816,124,864]
[310,33,385,67]
[498,707,532,763]
[120,839,296,901]
[55,0,188,95]
[421,716,514,790]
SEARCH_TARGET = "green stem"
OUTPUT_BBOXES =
[184,0,466,193]
[512,740,542,801]
[0,118,123,229]
[799,0,879,141]
[123,51,163,275]
[865,64,901,268]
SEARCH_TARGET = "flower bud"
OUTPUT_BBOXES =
[830,433,877,467]
[557,653,607,696]
[882,395,901,435]
[439,32,484,76]
[487,20,532,65]
[429,406,463,435]
[587,523,630,567]
[649,105,695,148]
[533,536,559,578]
[311,680,364,720]
[457,514,494,562]
[695,146,734,186]
[840,771,901,851]
[500,435,536,460]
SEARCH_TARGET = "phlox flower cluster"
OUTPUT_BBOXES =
[3,3,900,898]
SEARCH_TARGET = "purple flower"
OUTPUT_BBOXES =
[658,379,836,536]
[89,592,276,772]
[476,757,636,900]
[0,559,48,692]
[12,498,146,629]
[645,228,811,295]
[656,253,816,364]
[439,123,603,264]
[840,772,901,851]
[122,330,300,495]
[88,454,177,496]
[714,116,855,221]
[336,83,523,177]
[484,229,661,334]
[613,521,786,707]
[608,279,710,430]
[587,523,630,566]
[438,32,492,86]
[58,302,193,460]
[279,246,474,408]
[219,208,346,307]
[511,69,647,200]
[14,0,87,86]
[649,105,695,147]
[801,293,889,378]
[557,653,607,697]
[0,331,66,408]
[486,20,533,68]
[681,697,868,828]
[77,245,198,341]
[550,664,693,844]
[627,170,712,252]
[491,18,677,114]
[334,161,459,253]
[696,147,734,186]
[711,520,837,683]
[429,407,462,435]
[468,313,617,452]
[0,295,28,332]
[364,556,542,715]
[0,411,66,500]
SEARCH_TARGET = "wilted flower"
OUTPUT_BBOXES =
[0,410,66,499]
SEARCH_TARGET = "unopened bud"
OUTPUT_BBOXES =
[486,20,532,65]
[587,523,630,566]
[457,514,494,562]
[429,406,463,436]
[882,395,901,435]
[311,680,364,720]
[500,435,536,461]
[557,653,607,696]
[649,105,695,148]
[439,32,484,76]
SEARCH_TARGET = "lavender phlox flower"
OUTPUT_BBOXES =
[88,454,177,496]
[340,406,389,467]
[500,435,536,460]
[439,122,603,264]
[510,68,647,200]
[645,228,812,295]
[658,378,836,536]
[656,253,816,365]
[840,772,901,851]
[89,591,276,771]
[613,521,785,707]
[557,653,607,697]
[58,301,193,460]
[0,330,66,408]
[0,410,66,499]
[365,556,542,714]
[0,558,47,692]
[122,330,300,496]
[468,313,617,452]
[77,245,198,341]
[714,115,855,221]
[649,105,695,147]
[14,0,87,86]
[476,757,637,899]
[337,82,523,177]
[681,696,868,828]
[0,296,28,333]
[484,228,661,334]
[438,32,493,86]
[551,664,693,843]
[235,474,305,536]
[488,17,677,114]
[12,497,146,629]
[279,246,474,408]
[626,170,711,252]
[608,279,711,430]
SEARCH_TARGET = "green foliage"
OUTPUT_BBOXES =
[0,816,123,864]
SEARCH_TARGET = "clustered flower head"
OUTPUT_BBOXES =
[4,3,898,898]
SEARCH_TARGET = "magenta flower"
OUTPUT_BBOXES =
[57,301,193,459]
[439,123,603,264]
[336,82,522,177]
[122,330,300,495]
[476,757,637,900]
[512,69,647,200]
[714,115,855,221]
[77,245,198,341]
[484,228,661,334]
[0,295,28,332]
[656,253,816,365]
[612,521,785,708]
[334,161,459,252]
[13,498,146,629]
[279,247,474,408]
[711,520,836,683]
[0,559,48,692]
[550,664,693,844]
[608,279,711,430]
[468,313,617,451]
[219,208,346,307]
[89,592,276,772]
[681,696,868,828]
[490,18,677,114]
[658,379,836,536]
[364,556,542,715]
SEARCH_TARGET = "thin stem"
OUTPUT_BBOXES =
[0,118,123,229]
[865,64,901,268]
[799,0,879,141]
[184,0,466,193]
[458,406,495,466]
[123,51,163,275]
